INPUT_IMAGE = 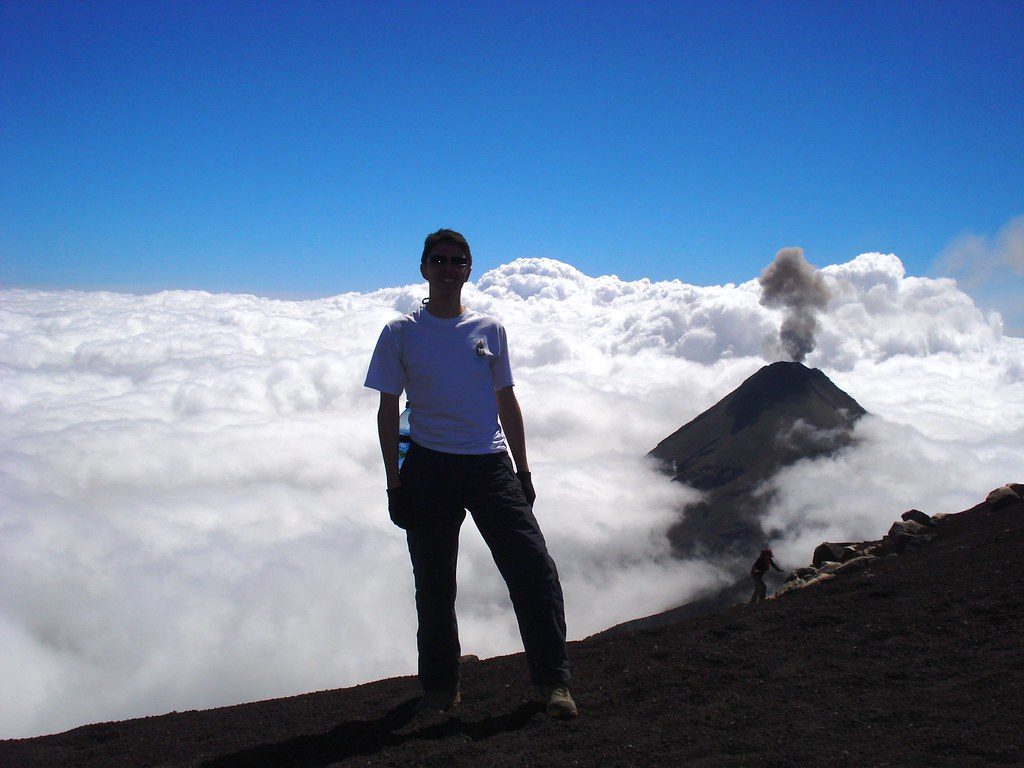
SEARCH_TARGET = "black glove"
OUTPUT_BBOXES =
[387,487,412,529]
[517,471,536,507]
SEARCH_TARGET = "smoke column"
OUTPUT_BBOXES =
[758,247,831,362]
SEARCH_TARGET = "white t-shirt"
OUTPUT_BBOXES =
[364,307,515,454]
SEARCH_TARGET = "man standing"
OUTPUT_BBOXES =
[364,229,576,720]
[749,547,783,604]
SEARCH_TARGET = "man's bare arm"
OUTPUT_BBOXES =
[496,386,529,474]
[377,392,401,489]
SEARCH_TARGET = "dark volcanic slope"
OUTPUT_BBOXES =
[650,361,866,556]
[4,492,1021,768]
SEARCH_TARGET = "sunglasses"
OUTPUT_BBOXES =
[427,254,470,268]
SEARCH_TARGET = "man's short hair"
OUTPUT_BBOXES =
[421,229,472,265]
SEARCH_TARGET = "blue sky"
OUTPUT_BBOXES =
[2,1,1022,302]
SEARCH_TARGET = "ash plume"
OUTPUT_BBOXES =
[758,247,831,362]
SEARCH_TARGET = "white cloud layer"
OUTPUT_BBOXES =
[2,252,1023,738]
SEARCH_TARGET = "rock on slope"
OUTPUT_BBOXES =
[3,487,1021,768]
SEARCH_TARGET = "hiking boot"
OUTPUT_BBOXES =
[413,689,461,718]
[538,685,578,719]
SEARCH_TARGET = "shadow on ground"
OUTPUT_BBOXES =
[200,698,544,768]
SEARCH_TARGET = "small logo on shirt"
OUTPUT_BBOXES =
[475,339,493,358]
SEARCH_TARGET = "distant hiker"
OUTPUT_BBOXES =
[750,548,783,604]
[365,228,576,721]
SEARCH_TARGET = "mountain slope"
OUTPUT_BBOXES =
[649,361,866,556]
[3,490,1021,768]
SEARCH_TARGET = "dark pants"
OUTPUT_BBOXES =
[749,571,767,604]
[400,441,570,692]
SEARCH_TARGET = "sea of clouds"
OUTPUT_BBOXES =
[2,252,1023,738]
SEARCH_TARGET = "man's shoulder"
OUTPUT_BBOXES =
[460,308,504,330]
[382,307,424,331]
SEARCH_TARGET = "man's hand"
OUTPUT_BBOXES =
[387,487,412,529]
[517,471,536,507]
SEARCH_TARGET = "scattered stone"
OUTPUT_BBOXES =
[840,545,864,562]
[804,573,834,588]
[887,532,914,554]
[774,486,1014,603]
[773,580,805,597]
[888,520,928,537]
[787,567,819,582]
[833,556,875,575]
[812,542,853,567]
[986,485,1023,510]
[901,509,935,527]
